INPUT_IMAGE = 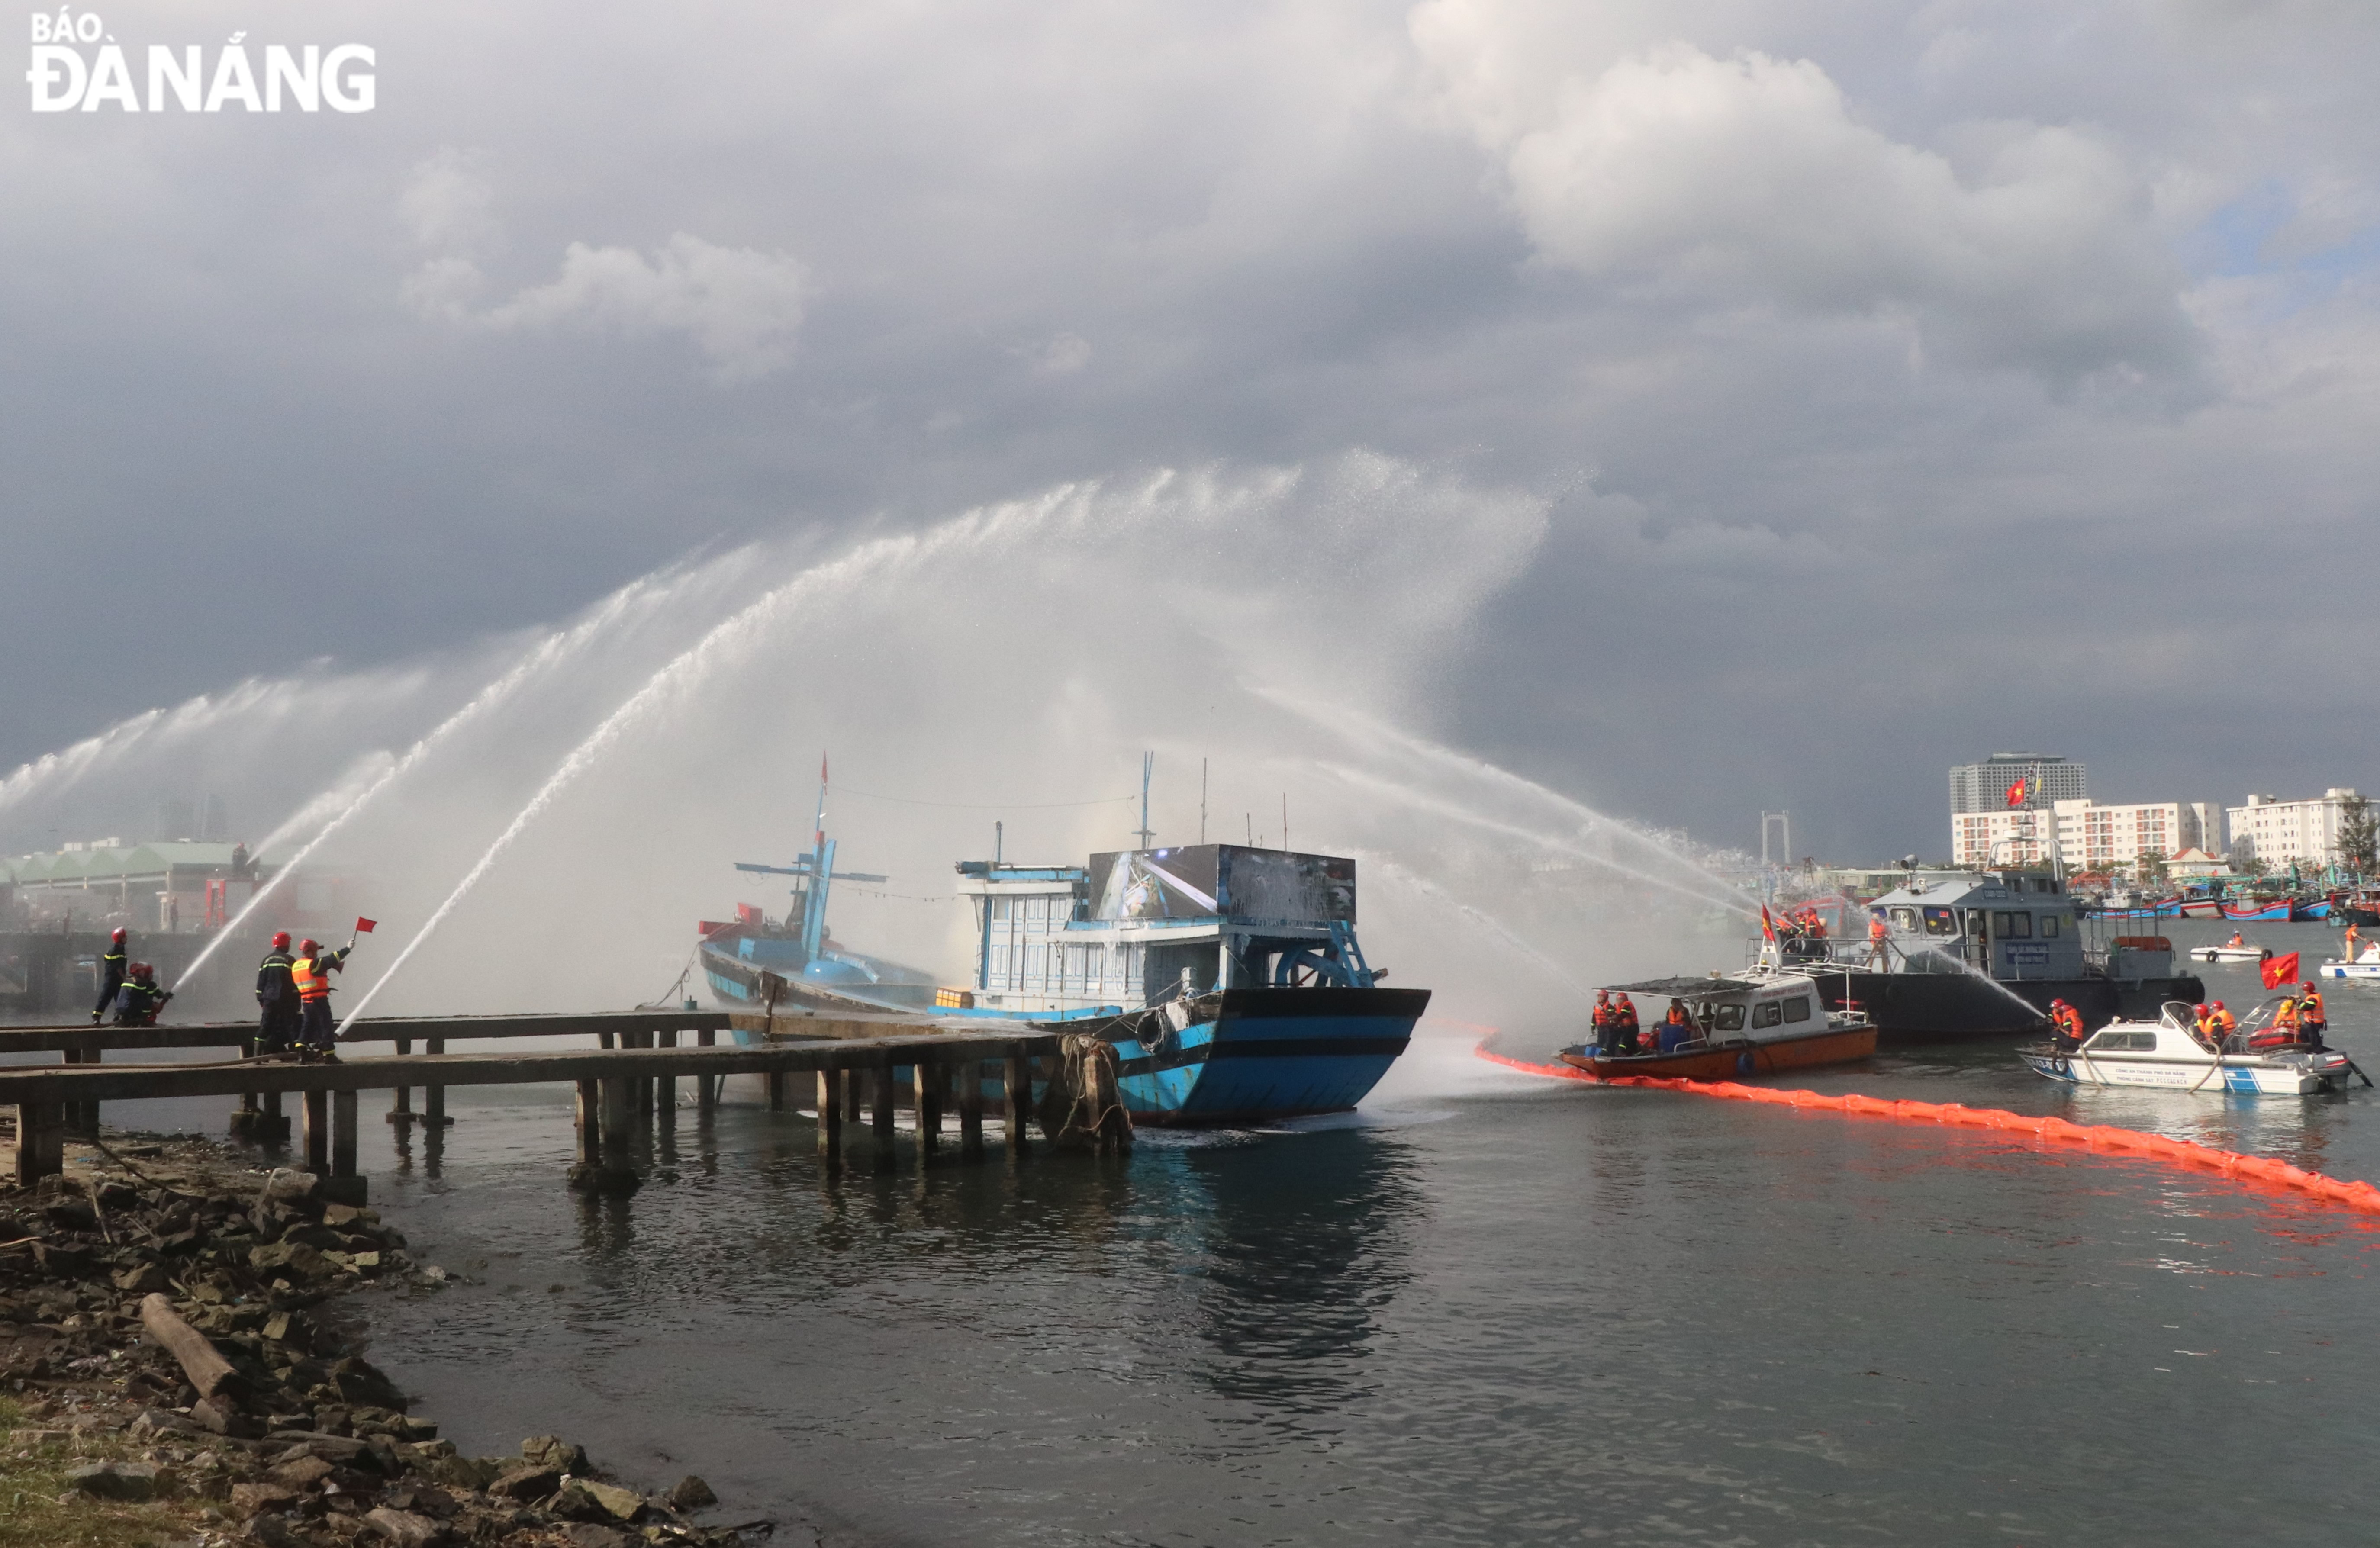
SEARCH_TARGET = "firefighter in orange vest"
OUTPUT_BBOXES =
[1614,993,1641,1054]
[1590,989,1617,1056]
[2210,1001,2236,1048]
[2272,992,2300,1042]
[1866,911,1890,968]
[2049,998,2085,1049]
[290,937,351,1062]
[2298,983,2327,1049]
[2191,1003,2216,1048]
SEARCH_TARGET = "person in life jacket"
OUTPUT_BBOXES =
[290,937,351,1061]
[2192,1003,2216,1048]
[2049,999,2085,1049]
[1866,911,1891,968]
[1614,994,1641,1054]
[2298,984,2327,1049]
[254,930,300,1056]
[1590,989,1617,1056]
[2225,930,2246,948]
[92,927,129,1024]
[2271,993,2300,1040]
[2211,1000,2236,1048]
[1657,1000,1697,1053]
[112,962,171,1027]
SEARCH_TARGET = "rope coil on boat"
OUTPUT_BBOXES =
[1477,1042,2380,1218]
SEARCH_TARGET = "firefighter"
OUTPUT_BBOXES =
[2299,983,2328,1050]
[290,937,351,1062]
[1866,911,1891,969]
[2211,1000,2237,1048]
[111,962,171,1027]
[1590,989,1617,1056]
[255,931,300,1056]
[2192,1003,2217,1048]
[2049,998,2086,1050]
[91,927,128,1024]
[1614,993,1642,1055]
[2273,992,2301,1041]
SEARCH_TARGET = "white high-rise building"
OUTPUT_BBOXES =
[2227,790,2363,870]
[1950,798,2216,871]
[2050,800,2216,872]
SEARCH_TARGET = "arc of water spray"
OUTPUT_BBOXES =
[1253,685,1754,905]
[1317,760,1758,918]
[1362,853,1591,993]
[336,499,1069,1030]
[174,569,687,988]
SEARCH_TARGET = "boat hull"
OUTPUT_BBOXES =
[2317,962,2380,980]
[2222,902,2296,922]
[1111,986,1431,1125]
[2192,946,2272,963]
[2019,1044,2351,1095]
[1556,1024,1877,1081]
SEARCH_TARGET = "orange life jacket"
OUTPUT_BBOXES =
[1869,916,1888,941]
[2274,998,2299,1029]
[290,955,334,1003]
[2053,1005,2084,1038]
[2216,1009,2237,1033]
[2301,991,2325,1022]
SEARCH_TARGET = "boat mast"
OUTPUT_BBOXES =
[1135,752,1155,850]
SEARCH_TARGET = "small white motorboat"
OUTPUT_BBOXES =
[2192,937,2272,964]
[2319,944,2380,980]
[2019,998,2357,1094]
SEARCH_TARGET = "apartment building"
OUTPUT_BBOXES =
[2227,789,2362,870]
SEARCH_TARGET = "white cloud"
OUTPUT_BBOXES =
[479,235,812,382]
[1412,9,2196,382]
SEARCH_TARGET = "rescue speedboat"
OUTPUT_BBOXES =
[2018,998,2356,1094]
[2192,940,2273,964]
[1558,969,1876,1081]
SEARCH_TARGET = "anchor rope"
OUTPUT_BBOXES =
[1475,1042,2380,1218]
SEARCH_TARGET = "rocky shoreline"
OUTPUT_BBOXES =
[0,1131,779,1548]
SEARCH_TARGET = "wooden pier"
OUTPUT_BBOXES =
[0,1011,1096,1194]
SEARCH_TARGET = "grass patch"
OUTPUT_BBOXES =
[0,1395,211,1548]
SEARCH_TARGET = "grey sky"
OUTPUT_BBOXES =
[6,0,2377,865]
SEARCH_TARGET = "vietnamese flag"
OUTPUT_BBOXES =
[354,917,378,934]
[2004,779,2026,808]
[1760,904,1778,943]
[2261,951,2301,990]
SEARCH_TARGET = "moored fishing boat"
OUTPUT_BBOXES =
[1557,969,1875,1080]
[2018,999,2357,1094]
[696,765,1427,1123]
[2222,899,2297,923]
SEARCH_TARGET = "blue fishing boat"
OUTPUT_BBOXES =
[696,768,941,1014]
[695,767,1426,1123]
[947,844,1430,1124]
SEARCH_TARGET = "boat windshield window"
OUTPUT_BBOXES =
[1782,996,1811,1023]
[1921,908,1957,937]
[2089,1030,2155,1051]
[2041,914,2061,938]
[1707,1003,1746,1032]
[1889,908,1919,931]
[1751,1001,1783,1029]
[1994,912,2032,939]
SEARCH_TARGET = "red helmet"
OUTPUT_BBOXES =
[2213,1001,2225,1010]
[110,927,126,943]
[271,931,291,949]
[299,938,319,955]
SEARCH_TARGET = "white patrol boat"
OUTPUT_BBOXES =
[2319,944,2380,980]
[2019,998,2359,1095]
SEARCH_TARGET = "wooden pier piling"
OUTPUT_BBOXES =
[959,1060,985,1156]
[1004,1055,1032,1155]
[816,1069,842,1162]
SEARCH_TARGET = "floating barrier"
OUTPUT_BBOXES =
[1475,1043,2380,1218]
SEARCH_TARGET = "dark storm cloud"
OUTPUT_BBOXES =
[3,0,2377,860]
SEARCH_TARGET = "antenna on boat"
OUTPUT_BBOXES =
[1200,758,1208,845]
[995,820,1003,866]
[1136,751,1155,850]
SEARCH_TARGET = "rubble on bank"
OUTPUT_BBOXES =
[0,1133,776,1548]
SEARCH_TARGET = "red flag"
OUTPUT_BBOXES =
[354,917,378,934]
[1760,904,1777,943]
[2261,952,2300,990]
[2004,779,2026,808]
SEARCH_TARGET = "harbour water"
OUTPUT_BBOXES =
[26,917,2379,1544]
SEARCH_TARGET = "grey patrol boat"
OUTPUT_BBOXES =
[1778,869,2206,1040]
